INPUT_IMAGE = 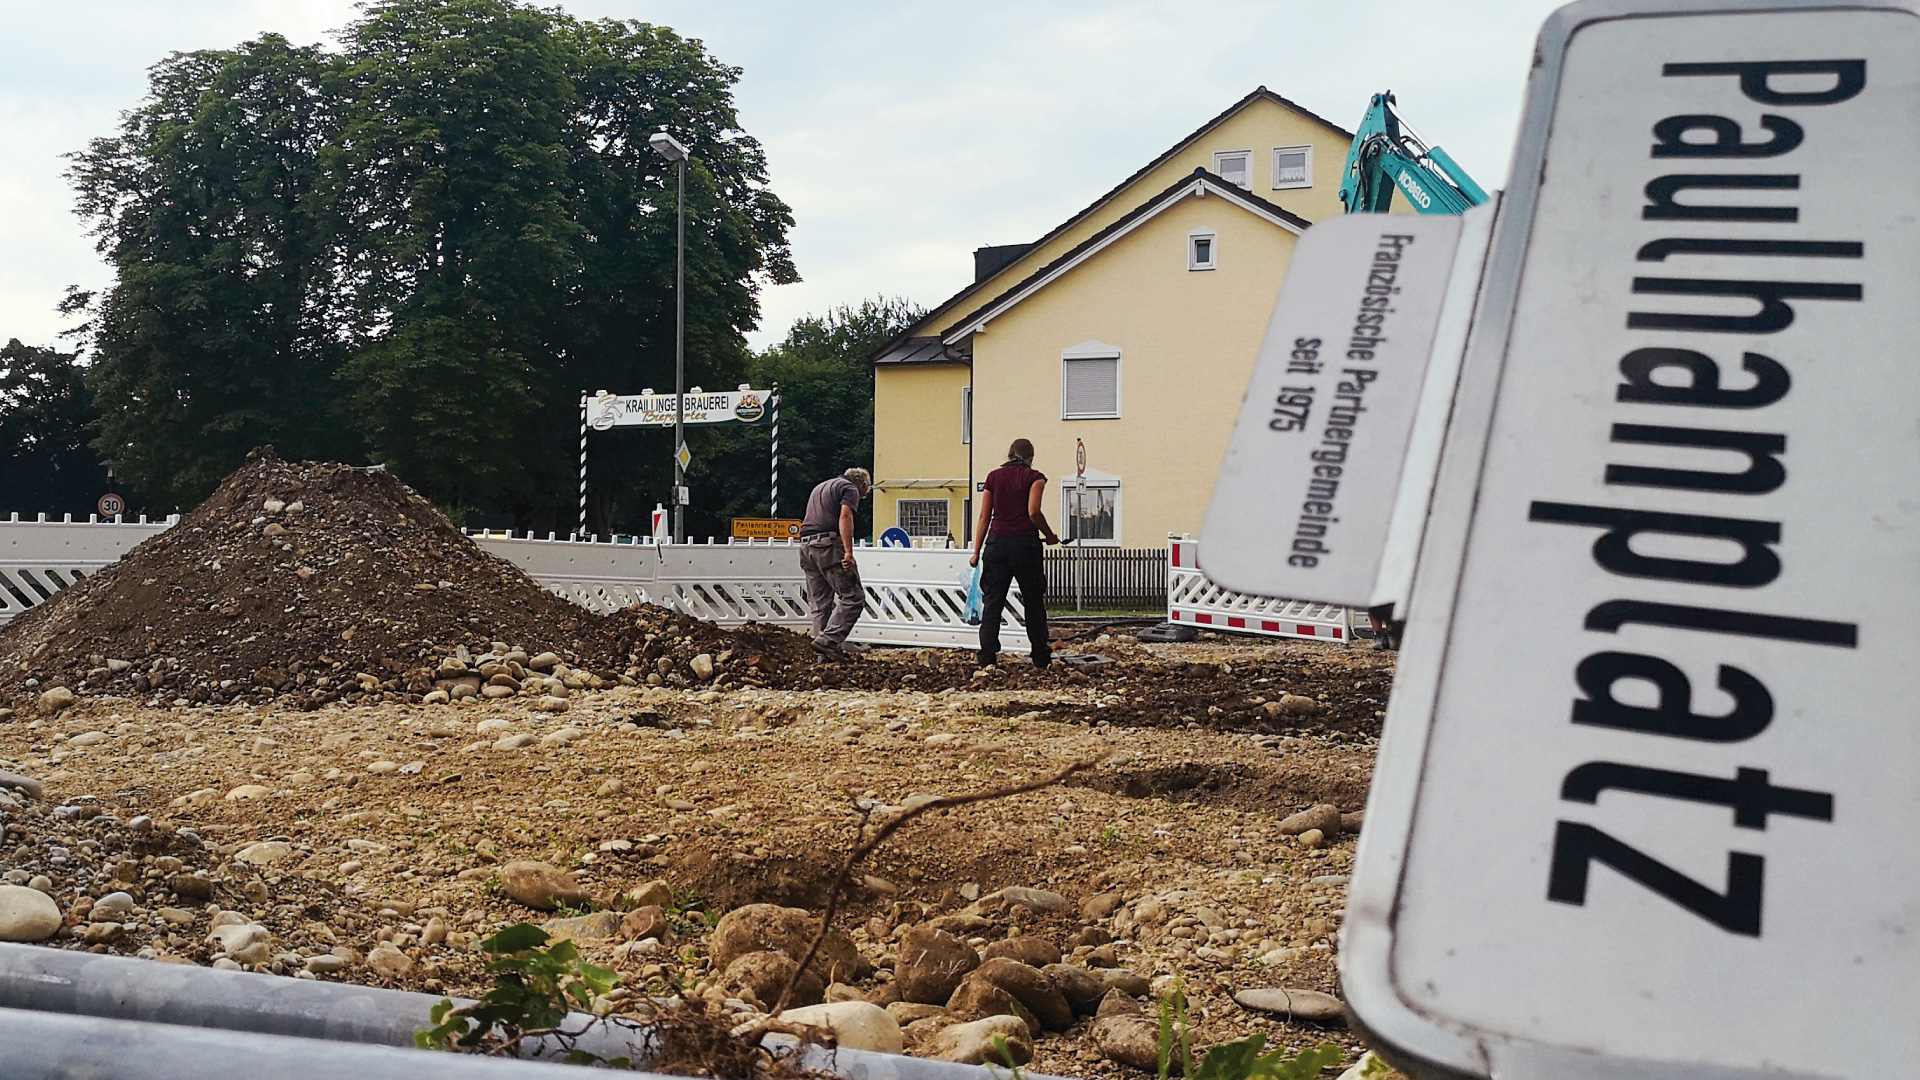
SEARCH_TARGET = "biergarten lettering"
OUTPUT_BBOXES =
[1526,55,1863,937]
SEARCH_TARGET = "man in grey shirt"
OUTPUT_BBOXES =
[799,467,871,656]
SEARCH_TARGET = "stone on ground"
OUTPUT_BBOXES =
[496,860,593,911]
[0,884,61,941]
[777,1001,903,1054]
[1233,987,1346,1022]
[925,1014,1033,1066]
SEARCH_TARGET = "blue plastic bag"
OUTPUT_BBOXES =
[960,565,983,625]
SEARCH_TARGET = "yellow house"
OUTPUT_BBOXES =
[870,87,1366,548]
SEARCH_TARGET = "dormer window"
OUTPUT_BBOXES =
[1273,145,1313,189]
[1212,150,1251,189]
[1188,228,1217,271]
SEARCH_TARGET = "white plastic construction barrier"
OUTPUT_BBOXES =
[0,514,177,625]
[0,518,1028,651]
[471,532,1031,653]
[1167,535,1355,643]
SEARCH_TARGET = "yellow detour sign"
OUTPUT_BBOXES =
[731,517,802,539]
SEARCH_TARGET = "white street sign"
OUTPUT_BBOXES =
[1345,4,1919,1079]
[1201,212,1486,607]
[587,389,770,429]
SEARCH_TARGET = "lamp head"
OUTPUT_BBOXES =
[649,131,690,162]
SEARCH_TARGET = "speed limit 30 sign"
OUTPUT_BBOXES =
[1341,3,1920,1078]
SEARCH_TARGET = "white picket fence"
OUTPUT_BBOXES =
[0,516,1354,650]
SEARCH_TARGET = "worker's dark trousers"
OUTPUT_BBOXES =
[978,533,1050,667]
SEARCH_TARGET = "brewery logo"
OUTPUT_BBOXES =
[590,397,619,430]
[734,392,765,422]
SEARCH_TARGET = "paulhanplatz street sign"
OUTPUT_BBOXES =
[1341,3,1920,1078]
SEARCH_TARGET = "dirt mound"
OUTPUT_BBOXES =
[0,450,621,711]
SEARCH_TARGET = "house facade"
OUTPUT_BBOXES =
[870,88,1369,548]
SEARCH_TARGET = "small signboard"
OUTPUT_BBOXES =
[587,389,770,430]
[1343,5,1916,1080]
[1201,212,1479,607]
[730,517,801,540]
[96,493,124,518]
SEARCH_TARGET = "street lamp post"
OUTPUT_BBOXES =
[650,131,691,542]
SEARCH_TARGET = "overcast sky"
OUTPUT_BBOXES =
[0,0,1567,353]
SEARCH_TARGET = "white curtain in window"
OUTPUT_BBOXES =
[1063,486,1117,542]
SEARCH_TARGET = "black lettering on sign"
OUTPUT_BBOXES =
[1643,174,1799,222]
[1584,600,1857,647]
[1573,651,1772,742]
[1629,277,1861,334]
[1618,348,1790,408]
[1547,821,1763,936]
[1561,762,1833,829]
[1606,424,1786,494]
[1529,502,1780,586]
[1651,114,1803,157]
[1664,59,1867,106]
[1636,237,1862,261]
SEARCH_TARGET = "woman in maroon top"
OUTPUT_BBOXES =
[969,439,1060,667]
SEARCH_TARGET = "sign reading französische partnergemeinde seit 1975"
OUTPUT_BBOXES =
[1342,4,1920,1079]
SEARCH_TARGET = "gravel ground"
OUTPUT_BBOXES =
[0,635,1398,1077]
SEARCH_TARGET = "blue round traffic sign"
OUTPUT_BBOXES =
[879,527,912,548]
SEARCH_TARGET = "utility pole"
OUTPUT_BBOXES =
[650,131,692,542]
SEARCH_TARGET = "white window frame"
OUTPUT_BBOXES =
[1060,475,1121,547]
[1272,144,1314,190]
[1212,149,1252,190]
[1060,340,1121,420]
[1188,227,1217,271]
[960,385,972,445]
[896,498,951,539]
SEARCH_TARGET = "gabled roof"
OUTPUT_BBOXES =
[867,86,1351,366]
[871,336,968,366]
[939,168,1310,344]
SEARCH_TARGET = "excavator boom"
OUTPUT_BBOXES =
[1339,92,1488,215]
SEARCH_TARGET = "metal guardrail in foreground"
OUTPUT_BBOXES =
[0,1007,591,1080]
[0,943,1071,1080]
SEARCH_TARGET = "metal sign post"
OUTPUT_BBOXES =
[1074,439,1086,612]
[1337,4,1920,1079]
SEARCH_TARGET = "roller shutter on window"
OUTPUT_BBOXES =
[1063,357,1119,418]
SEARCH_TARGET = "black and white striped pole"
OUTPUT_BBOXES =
[577,392,588,540]
[770,383,780,517]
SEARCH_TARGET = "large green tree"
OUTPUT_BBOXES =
[687,298,922,539]
[72,35,351,507]
[0,340,112,518]
[68,0,794,521]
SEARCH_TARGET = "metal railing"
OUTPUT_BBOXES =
[1044,546,1168,609]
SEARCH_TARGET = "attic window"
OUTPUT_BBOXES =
[1273,145,1313,189]
[1188,228,1217,271]
[1213,150,1251,189]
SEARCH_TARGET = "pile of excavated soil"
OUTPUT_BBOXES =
[0,451,622,712]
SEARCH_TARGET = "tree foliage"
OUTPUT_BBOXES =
[689,298,922,539]
[0,340,110,517]
[68,0,795,521]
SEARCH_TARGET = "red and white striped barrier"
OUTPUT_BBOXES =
[1167,536,1355,643]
